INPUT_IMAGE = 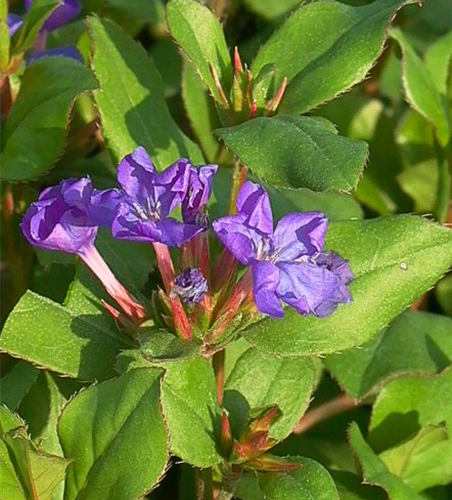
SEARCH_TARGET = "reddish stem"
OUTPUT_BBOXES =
[293,394,360,435]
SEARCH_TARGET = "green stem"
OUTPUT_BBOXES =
[213,349,226,406]
[228,162,247,214]
[196,468,214,500]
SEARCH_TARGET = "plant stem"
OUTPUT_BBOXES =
[292,394,361,435]
[196,468,214,500]
[228,162,247,215]
[213,349,226,406]
[211,0,228,19]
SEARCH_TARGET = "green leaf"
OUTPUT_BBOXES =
[160,357,222,467]
[0,360,39,410]
[236,456,340,500]
[18,372,82,456]
[425,30,452,96]
[349,423,423,500]
[369,368,452,449]
[88,17,203,168]
[330,470,386,500]
[241,0,302,20]
[391,28,451,147]
[182,60,221,162]
[224,348,316,441]
[251,0,415,114]
[325,311,452,400]
[11,0,59,54]
[216,115,368,192]
[379,425,452,492]
[0,407,69,500]
[243,215,452,357]
[0,58,98,181]
[0,268,130,381]
[58,368,168,500]
[166,0,232,104]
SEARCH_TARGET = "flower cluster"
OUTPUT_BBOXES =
[22,147,353,344]
[8,0,82,64]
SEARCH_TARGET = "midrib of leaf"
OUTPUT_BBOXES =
[72,382,158,500]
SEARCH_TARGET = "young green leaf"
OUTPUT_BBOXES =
[88,17,203,168]
[166,0,232,105]
[349,423,423,500]
[224,348,316,441]
[160,357,222,467]
[0,58,98,181]
[216,115,368,192]
[251,0,417,114]
[325,311,452,400]
[58,368,168,500]
[391,28,451,147]
[243,215,452,357]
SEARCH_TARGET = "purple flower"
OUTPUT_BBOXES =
[182,165,218,226]
[25,0,81,32]
[172,268,208,304]
[94,147,214,247]
[212,181,353,318]
[28,46,83,64]
[21,177,146,323]
[7,14,23,37]
[21,178,97,255]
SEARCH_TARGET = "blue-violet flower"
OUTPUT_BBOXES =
[21,178,146,322]
[212,181,353,318]
[92,147,216,247]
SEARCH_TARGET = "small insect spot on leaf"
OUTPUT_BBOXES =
[400,262,408,271]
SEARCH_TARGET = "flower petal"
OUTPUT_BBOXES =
[28,46,84,64]
[315,252,354,285]
[182,164,218,223]
[212,214,261,265]
[156,218,204,247]
[7,14,23,37]
[277,261,351,317]
[252,261,284,318]
[154,158,191,217]
[117,147,156,199]
[274,212,327,260]
[236,181,273,236]
[110,201,160,243]
[89,188,123,227]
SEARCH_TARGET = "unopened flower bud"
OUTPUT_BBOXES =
[172,268,208,305]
